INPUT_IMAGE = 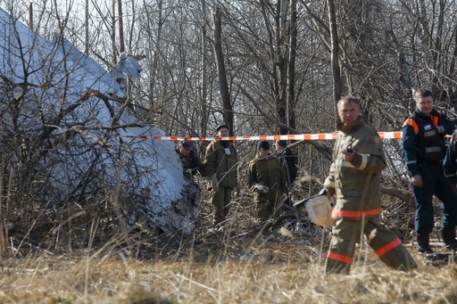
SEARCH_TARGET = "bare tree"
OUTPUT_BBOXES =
[118,0,125,53]
[212,6,233,134]
[327,0,342,123]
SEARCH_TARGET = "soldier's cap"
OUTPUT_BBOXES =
[257,140,270,150]
[216,124,229,132]
[180,140,193,151]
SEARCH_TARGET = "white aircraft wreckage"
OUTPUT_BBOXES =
[0,8,198,236]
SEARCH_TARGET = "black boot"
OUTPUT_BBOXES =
[441,227,457,249]
[417,234,434,254]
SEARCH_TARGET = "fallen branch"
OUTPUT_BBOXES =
[381,187,412,202]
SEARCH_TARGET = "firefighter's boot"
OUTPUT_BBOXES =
[441,227,457,250]
[417,234,434,254]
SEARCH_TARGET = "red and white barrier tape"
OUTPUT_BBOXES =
[123,131,403,141]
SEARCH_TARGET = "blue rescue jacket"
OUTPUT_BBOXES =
[402,108,456,176]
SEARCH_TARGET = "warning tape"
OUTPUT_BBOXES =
[122,131,403,141]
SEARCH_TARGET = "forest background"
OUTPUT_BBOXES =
[1,0,457,303]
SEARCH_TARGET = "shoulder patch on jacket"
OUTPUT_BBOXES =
[402,117,419,133]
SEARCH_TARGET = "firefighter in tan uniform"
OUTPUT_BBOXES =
[324,96,416,275]
[202,125,238,225]
[248,140,288,222]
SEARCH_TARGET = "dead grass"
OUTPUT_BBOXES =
[0,255,452,304]
[0,183,453,303]
[1,226,457,304]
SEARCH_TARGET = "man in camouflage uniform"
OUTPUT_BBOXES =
[202,125,238,225]
[176,140,202,177]
[176,140,202,206]
[248,140,288,222]
[324,96,416,275]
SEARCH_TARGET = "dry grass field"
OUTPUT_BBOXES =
[1,227,457,304]
[1,185,456,303]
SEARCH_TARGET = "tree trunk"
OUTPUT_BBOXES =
[200,0,208,137]
[117,0,125,54]
[275,0,288,134]
[85,0,89,55]
[327,0,342,126]
[28,2,33,29]
[212,7,233,135]
[144,0,163,113]
[288,0,297,131]
[111,0,117,63]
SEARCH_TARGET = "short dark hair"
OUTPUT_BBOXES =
[337,96,361,109]
[415,88,433,101]
[276,140,287,147]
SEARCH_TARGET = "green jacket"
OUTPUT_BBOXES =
[175,149,202,174]
[202,140,238,188]
[324,117,386,221]
[248,154,287,204]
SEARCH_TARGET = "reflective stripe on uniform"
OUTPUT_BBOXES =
[375,238,402,258]
[335,159,353,168]
[402,118,419,133]
[327,251,353,264]
[424,130,438,137]
[402,113,440,134]
[324,178,335,189]
[332,208,381,218]
[425,146,442,153]
[357,154,368,170]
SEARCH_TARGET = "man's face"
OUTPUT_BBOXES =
[275,141,283,152]
[338,101,361,126]
[258,148,269,157]
[179,146,191,156]
[217,127,229,137]
[416,95,434,116]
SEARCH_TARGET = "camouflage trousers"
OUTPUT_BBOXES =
[255,195,282,222]
[209,187,233,225]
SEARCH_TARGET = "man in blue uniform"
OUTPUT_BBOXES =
[401,88,457,254]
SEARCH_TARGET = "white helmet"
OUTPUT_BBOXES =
[306,195,335,227]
